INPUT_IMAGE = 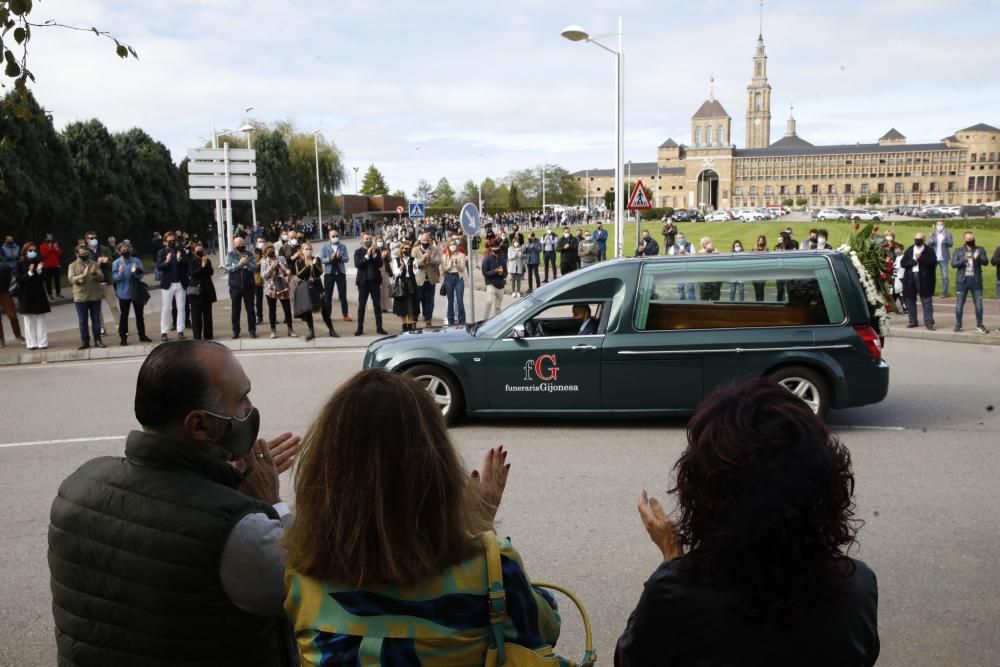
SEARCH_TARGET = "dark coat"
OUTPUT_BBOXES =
[992,246,1000,282]
[188,256,218,304]
[951,245,989,289]
[557,235,579,265]
[481,253,507,289]
[16,261,51,315]
[900,244,938,298]
[354,246,383,287]
[637,237,660,256]
[156,247,190,289]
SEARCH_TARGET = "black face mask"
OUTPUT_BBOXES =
[167,240,176,248]
[914,240,925,247]
[78,254,89,261]
[966,240,976,247]
[121,252,131,259]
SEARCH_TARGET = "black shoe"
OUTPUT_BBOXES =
[78,343,90,350]
[328,328,339,338]
[355,330,364,336]
[305,330,315,342]
[249,331,257,339]
[120,337,128,347]
[954,325,963,332]
[160,333,168,342]
[232,333,240,339]
[376,328,389,335]
[139,335,153,343]
[94,340,106,349]
[177,332,185,339]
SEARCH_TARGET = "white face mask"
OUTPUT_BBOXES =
[391,249,400,258]
[936,224,944,231]
[281,234,288,241]
[290,239,299,247]
[818,237,826,244]
[449,245,457,252]
[563,233,570,238]
[376,241,384,248]
[734,245,743,252]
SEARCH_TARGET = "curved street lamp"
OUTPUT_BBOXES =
[561,18,624,258]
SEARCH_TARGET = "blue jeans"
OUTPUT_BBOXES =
[75,300,102,344]
[729,282,745,302]
[938,260,950,296]
[955,282,984,327]
[676,283,696,300]
[445,273,466,325]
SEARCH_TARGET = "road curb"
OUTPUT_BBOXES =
[886,327,1000,345]
[0,337,378,367]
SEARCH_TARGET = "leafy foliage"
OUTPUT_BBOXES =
[431,177,456,207]
[359,164,389,196]
[115,128,187,242]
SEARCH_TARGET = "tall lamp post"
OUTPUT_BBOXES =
[239,122,257,235]
[562,18,624,258]
[353,166,359,195]
[313,131,323,235]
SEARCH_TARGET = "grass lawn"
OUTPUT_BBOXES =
[558,220,1000,298]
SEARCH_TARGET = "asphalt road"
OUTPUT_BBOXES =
[1,337,997,666]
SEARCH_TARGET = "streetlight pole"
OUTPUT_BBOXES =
[562,17,624,258]
[353,166,359,195]
[239,120,257,236]
[542,165,546,216]
[313,131,323,236]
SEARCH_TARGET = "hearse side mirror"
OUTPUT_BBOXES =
[511,324,527,339]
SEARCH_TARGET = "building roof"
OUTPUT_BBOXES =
[691,99,730,120]
[770,134,814,149]
[659,138,679,149]
[958,123,1000,133]
[570,164,686,178]
[942,134,958,142]
[734,142,955,158]
[880,128,906,140]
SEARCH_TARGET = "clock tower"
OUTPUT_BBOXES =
[745,33,772,149]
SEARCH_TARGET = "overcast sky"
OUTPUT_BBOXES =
[28,0,1000,197]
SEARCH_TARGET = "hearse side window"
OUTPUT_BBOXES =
[634,257,845,331]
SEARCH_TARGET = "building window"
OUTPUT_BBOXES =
[779,185,788,195]
[930,182,938,192]
[694,126,701,147]
[811,184,819,195]
[844,184,853,194]
[971,154,977,162]
[860,183,869,194]
[990,152,996,162]
[754,93,762,112]
[912,182,920,193]
[968,176,976,191]
[705,126,713,147]
[877,183,886,193]
[894,183,903,193]
[828,184,836,195]
[986,176,994,192]
[764,186,773,196]
[749,186,758,195]
[947,181,956,192]
[734,186,742,196]
[717,125,725,145]
[796,185,804,195]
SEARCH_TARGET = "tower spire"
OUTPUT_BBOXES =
[709,74,715,102]
[759,0,765,38]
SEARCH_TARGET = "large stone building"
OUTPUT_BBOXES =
[573,32,1000,211]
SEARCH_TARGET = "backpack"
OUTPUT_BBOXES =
[481,532,596,667]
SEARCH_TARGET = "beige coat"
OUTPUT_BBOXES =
[413,243,442,284]
[441,251,468,279]
[68,258,104,302]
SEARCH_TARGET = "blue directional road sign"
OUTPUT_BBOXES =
[459,203,481,236]
[408,201,425,220]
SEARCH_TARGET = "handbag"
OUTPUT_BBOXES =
[132,276,150,306]
[481,532,596,667]
[186,284,201,297]
[390,277,407,299]
[439,282,447,297]
[292,278,313,317]
[272,272,290,300]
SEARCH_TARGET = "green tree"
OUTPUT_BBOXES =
[281,124,345,217]
[431,177,456,207]
[359,164,389,196]
[534,164,582,206]
[490,183,510,209]
[481,178,498,207]
[795,197,808,207]
[0,90,80,243]
[391,189,406,199]
[253,128,299,225]
[867,193,882,205]
[115,128,187,246]
[604,188,615,210]
[782,198,794,207]
[62,118,142,243]
[458,179,479,205]
[508,183,521,210]
[854,196,867,205]
[0,2,137,106]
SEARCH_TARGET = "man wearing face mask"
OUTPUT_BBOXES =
[353,233,388,336]
[321,230,351,337]
[85,230,119,336]
[929,221,953,296]
[636,231,660,257]
[225,236,258,339]
[156,232,189,342]
[541,228,558,282]
[951,231,989,334]
[900,233,938,330]
[558,226,579,277]
[111,243,150,346]
[413,232,442,328]
[48,340,302,667]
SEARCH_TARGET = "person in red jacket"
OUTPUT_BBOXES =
[39,233,63,298]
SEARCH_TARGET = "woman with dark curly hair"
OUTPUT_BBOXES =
[615,378,879,666]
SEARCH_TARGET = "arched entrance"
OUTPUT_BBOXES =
[697,170,720,210]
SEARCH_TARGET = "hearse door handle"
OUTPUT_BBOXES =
[572,344,597,351]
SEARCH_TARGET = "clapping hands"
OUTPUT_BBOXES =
[637,490,682,561]
[472,446,510,523]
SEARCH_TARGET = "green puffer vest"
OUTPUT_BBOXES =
[48,430,293,667]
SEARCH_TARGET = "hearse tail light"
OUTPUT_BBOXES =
[854,325,882,362]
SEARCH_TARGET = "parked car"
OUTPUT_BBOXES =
[671,209,692,222]
[960,205,993,218]
[916,207,952,219]
[850,210,883,222]
[736,209,766,221]
[707,210,731,222]
[940,206,962,217]
[817,208,847,221]
[363,252,890,423]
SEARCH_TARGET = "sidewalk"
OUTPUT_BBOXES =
[887,296,1000,345]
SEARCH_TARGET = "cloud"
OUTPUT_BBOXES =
[22,0,1000,199]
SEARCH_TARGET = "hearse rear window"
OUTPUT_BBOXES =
[634,256,845,331]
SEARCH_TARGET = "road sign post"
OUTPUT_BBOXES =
[627,179,653,253]
[408,201,426,220]
[187,146,258,257]
[459,203,482,322]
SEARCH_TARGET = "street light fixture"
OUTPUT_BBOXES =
[561,17,624,258]
[313,130,323,234]
[239,123,257,234]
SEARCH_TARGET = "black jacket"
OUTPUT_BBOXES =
[637,238,660,256]
[48,431,294,667]
[188,255,218,303]
[156,247,190,289]
[992,246,1000,281]
[16,260,51,315]
[558,235,579,265]
[482,253,507,289]
[355,246,383,287]
[616,557,879,667]
[900,244,938,298]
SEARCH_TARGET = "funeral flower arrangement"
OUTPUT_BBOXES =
[838,222,893,337]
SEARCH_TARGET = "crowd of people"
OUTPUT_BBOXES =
[2,218,998,350]
[46,343,881,665]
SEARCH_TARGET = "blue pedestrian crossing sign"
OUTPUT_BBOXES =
[408,202,425,220]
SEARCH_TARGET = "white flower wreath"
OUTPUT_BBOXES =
[838,244,890,336]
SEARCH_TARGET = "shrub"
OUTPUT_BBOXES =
[795,197,808,207]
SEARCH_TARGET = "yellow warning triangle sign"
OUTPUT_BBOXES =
[626,179,652,210]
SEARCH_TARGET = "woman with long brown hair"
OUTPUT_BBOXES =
[283,370,564,665]
[292,242,322,341]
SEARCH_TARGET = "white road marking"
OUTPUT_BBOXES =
[831,425,906,431]
[0,436,125,450]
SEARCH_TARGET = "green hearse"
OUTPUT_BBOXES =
[363,251,889,424]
